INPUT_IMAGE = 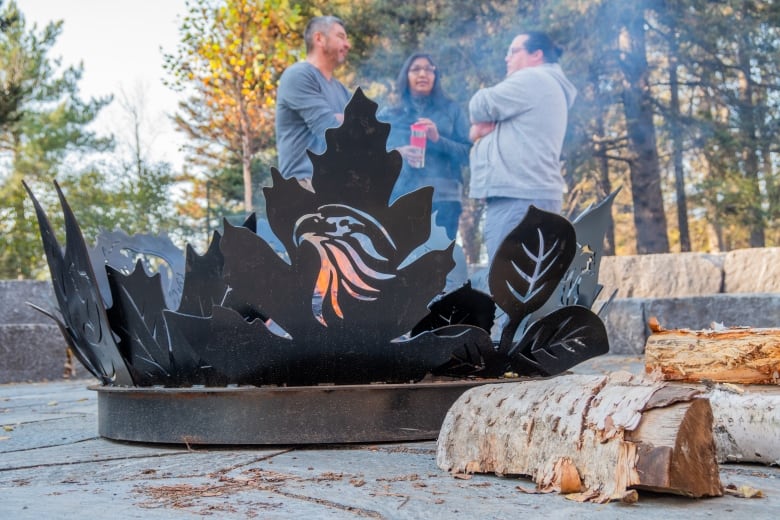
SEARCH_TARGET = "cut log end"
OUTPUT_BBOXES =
[627,398,722,497]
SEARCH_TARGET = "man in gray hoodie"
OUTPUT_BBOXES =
[468,31,577,262]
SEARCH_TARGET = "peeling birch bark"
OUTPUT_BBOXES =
[436,373,722,502]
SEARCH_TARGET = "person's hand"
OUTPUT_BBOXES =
[416,118,439,142]
[334,113,344,124]
[395,145,425,167]
[469,121,495,142]
[395,145,418,161]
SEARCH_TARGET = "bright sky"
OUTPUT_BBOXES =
[15,0,189,169]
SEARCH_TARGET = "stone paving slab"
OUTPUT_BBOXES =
[1,357,779,519]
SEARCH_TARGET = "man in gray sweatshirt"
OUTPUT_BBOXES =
[275,16,351,186]
[468,31,577,262]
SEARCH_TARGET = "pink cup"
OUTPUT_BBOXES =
[409,123,427,168]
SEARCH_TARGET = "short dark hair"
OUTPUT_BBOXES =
[304,16,345,52]
[521,31,563,63]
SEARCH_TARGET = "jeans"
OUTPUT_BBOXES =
[484,197,562,262]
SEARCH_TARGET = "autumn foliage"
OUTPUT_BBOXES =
[164,0,303,212]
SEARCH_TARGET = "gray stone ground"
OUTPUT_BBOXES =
[1,355,778,519]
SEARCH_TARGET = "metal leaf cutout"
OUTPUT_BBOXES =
[489,206,576,350]
[106,262,172,385]
[412,281,495,336]
[23,181,134,386]
[176,231,229,317]
[90,229,185,310]
[507,306,609,376]
[521,191,619,334]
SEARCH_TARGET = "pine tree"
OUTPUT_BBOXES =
[0,1,111,278]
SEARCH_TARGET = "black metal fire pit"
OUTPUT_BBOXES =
[94,378,521,445]
[26,88,613,445]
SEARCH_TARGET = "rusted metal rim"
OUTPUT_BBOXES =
[92,379,518,445]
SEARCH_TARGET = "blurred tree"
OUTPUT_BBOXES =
[650,0,780,251]
[657,5,692,251]
[163,0,780,257]
[57,87,188,242]
[0,0,21,128]
[165,0,303,214]
[616,2,670,253]
[0,1,112,278]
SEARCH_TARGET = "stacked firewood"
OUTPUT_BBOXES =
[645,318,780,466]
[437,319,779,502]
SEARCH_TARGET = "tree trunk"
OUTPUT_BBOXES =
[238,94,254,214]
[668,36,691,252]
[620,14,670,254]
[595,111,615,256]
[459,197,484,265]
[437,373,722,502]
[763,131,777,223]
[736,28,764,248]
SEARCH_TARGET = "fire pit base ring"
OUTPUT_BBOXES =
[93,379,518,445]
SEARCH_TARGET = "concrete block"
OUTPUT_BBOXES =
[598,298,648,355]
[0,324,70,383]
[0,280,57,325]
[724,247,780,294]
[645,293,780,330]
[599,253,724,298]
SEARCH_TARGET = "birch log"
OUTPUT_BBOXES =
[709,386,780,465]
[436,373,722,503]
[645,326,780,385]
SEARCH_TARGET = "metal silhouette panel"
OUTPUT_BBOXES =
[26,88,613,387]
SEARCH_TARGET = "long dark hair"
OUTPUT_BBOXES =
[393,52,449,108]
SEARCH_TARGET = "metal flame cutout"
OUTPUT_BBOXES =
[25,88,613,387]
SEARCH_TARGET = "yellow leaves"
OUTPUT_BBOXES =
[167,0,304,159]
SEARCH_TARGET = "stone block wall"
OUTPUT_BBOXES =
[599,248,780,354]
[0,281,69,383]
[598,252,725,299]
